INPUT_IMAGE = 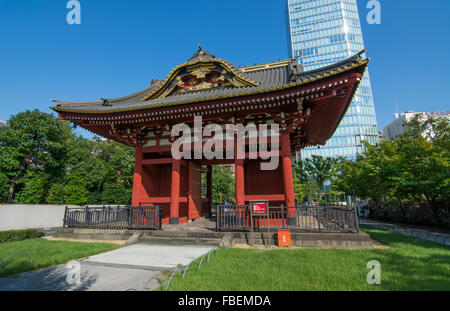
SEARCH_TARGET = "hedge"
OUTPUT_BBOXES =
[0,229,45,243]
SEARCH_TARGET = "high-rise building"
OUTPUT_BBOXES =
[286,0,379,160]
[382,111,450,140]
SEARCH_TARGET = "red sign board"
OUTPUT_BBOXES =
[251,201,268,214]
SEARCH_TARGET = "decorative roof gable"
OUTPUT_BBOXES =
[140,45,259,101]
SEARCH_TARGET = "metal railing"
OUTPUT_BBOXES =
[216,204,359,233]
[63,205,162,230]
[216,205,249,231]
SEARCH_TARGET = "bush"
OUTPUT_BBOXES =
[64,172,88,205]
[0,229,44,243]
[101,183,131,205]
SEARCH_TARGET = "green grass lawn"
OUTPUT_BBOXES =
[0,238,121,278]
[166,226,450,291]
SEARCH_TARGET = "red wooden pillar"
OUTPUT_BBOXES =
[235,159,245,205]
[170,159,181,224]
[188,161,201,220]
[131,147,143,206]
[206,165,213,209]
[280,133,297,225]
[235,132,245,206]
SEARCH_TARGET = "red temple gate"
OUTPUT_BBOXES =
[51,46,369,225]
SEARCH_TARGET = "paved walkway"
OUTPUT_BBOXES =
[0,262,162,291]
[0,244,213,291]
[360,219,450,246]
[86,244,213,270]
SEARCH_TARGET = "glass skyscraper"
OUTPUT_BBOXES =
[286,0,379,160]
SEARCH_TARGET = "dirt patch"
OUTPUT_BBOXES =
[232,243,307,250]
[44,236,126,245]
[233,241,385,250]
[371,239,391,249]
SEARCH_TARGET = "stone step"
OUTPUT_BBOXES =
[138,236,222,247]
[145,231,222,239]
[53,228,133,241]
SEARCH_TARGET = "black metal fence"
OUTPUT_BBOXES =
[63,205,162,230]
[216,203,359,233]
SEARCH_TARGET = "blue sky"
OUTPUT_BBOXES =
[0,0,449,135]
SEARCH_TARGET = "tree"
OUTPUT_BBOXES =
[0,110,135,206]
[212,165,235,204]
[0,172,9,202]
[101,183,131,205]
[63,172,88,205]
[303,155,337,200]
[15,171,49,204]
[335,116,450,226]
[393,116,450,224]
[64,136,135,204]
[292,170,305,203]
[0,110,73,203]
[293,161,322,203]
[335,147,390,215]
[47,183,66,204]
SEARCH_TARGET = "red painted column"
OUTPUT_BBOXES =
[170,159,181,224]
[235,132,245,206]
[235,159,245,205]
[206,165,213,211]
[280,133,297,225]
[131,147,143,206]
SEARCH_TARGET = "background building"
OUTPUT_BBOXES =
[0,120,7,129]
[286,0,379,161]
[382,111,450,140]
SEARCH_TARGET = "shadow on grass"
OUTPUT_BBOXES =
[361,225,450,250]
[0,263,98,291]
[360,226,450,290]
[367,251,450,290]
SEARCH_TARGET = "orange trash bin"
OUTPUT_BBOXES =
[278,229,291,247]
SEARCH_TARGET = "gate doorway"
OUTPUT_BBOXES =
[200,164,236,219]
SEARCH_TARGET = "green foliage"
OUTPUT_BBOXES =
[63,172,88,205]
[65,136,135,204]
[212,165,235,204]
[46,183,66,204]
[0,110,135,205]
[301,180,321,202]
[101,183,131,205]
[292,170,305,203]
[15,171,49,204]
[293,156,338,203]
[303,155,337,200]
[0,229,44,243]
[0,110,73,203]
[336,116,450,227]
[0,172,9,201]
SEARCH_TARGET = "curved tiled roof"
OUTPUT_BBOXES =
[50,49,368,114]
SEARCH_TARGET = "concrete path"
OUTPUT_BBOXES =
[86,244,213,270]
[0,263,162,291]
[0,244,213,291]
[360,219,450,246]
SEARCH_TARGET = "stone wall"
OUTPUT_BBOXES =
[0,205,75,231]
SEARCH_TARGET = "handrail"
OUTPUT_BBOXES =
[216,204,359,233]
[63,205,162,230]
